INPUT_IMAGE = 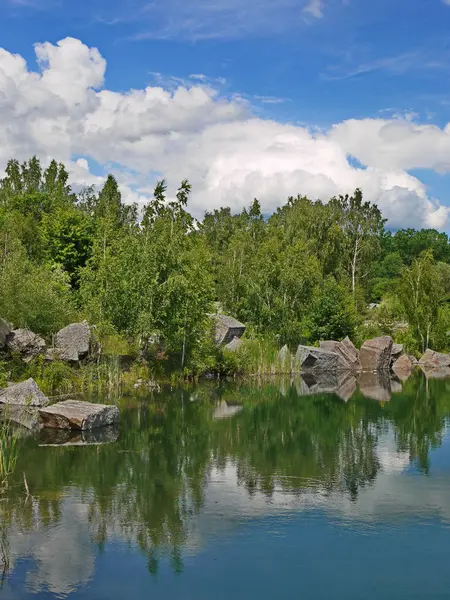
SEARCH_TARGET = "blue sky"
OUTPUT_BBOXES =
[1,0,450,228]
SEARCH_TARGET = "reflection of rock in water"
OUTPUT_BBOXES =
[213,401,243,420]
[278,376,291,397]
[293,372,357,402]
[335,373,358,402]
[420,366,450,380]
[0,404,42,431]
[39,426,119,446]
[390,380,403,394]
[359,371,391,402]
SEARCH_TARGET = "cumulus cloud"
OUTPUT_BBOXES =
[0,37,449,229]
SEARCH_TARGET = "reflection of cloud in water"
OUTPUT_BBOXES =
[4,426,450,592]
[7,492,95,597]
[196,426,449,530]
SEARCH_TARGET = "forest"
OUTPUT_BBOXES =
[1,156,450,379]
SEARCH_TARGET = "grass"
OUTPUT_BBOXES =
[228,339,286,376]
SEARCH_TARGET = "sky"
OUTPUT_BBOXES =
[1,0,450,229]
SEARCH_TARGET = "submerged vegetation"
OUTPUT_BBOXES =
[1,156,450,382]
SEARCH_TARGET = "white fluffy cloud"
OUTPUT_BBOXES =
[0,37,449,229]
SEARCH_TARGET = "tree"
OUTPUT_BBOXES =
[307,277,358,342]
[397,251,443,352]
[331,189,386,295]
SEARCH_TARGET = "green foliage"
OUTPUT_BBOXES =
[0,361,8,388]
[3,153,450,380]
[307,277,358,342]
[397,251,443,352]
[26,357,76,394]
[0,243,76,336]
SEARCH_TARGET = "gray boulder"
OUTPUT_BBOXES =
[319,338,360,371]
[391,343,404,360]
[360,336,393,371]
[392,354,413,381]
[40,400,119,430]
[0,318,12,349]
[54,322,91,362]
[0,378,49,407]
[277,344,292,373]
[341,336,361,369]
[6,328,46,363]
[224,336,244,352]
[210,314,246,345]
[0,405,42,430]
[295,345,348,373]
[418,349,450,368]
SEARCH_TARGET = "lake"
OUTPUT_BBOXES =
[2,370,450,599]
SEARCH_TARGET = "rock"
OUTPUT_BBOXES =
[54,322,91,362]
[392,354,413,381]
[0,317,12,349]
[391,343,404,359]
[39,425,119,446]
[39,400,119,430]
[418,349,450,368]
[0,405,42,430]
[420,366,450,380]
[0,378,49,407]
[360,336,393,371]
[341,337,361,368]
[277,345,292,373]
[6,329,46,363]
[359,371,391,402]
[295,345,348,373]
[319,338,360,371]
[210,314,246,346]
[224,336,244,352]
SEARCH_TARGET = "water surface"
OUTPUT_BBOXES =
[2,371,450,599]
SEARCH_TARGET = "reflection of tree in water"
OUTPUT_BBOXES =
[210,383,381,500]
[2,373,450,579]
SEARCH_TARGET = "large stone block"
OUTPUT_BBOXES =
[210,314,246,346]
[0,378,49,407]
[295,345,349,373]
[319,337,360,371]
[360,336,393,371]
[0,317,12,350]
[6,328,46,363]
[277,344,292,373]
[54,322,91,362]
[418,349,450,369]
[40,400,119,430]
[224,336,244,352]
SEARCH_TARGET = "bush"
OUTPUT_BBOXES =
[0,246,76,336]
